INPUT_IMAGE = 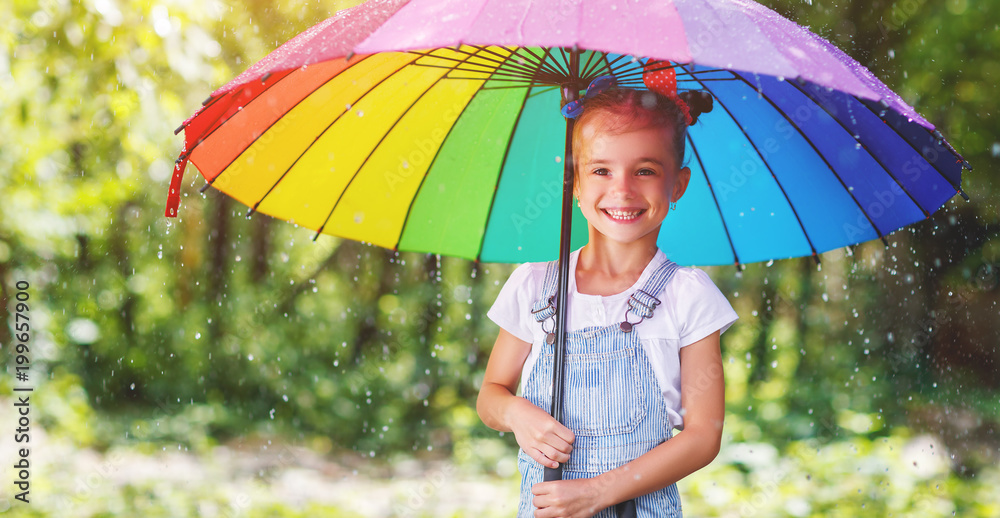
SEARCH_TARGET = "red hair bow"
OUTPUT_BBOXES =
[642,61,693,126]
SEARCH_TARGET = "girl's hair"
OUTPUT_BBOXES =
[572,89,713,167]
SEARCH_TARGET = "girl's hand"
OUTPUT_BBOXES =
[508,397,575,469]
[531,477,606,518]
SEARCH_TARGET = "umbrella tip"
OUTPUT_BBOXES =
[881,236,890,248]
[199,182,212,194]
[202,94,215,106]
[245,206,256,219]
[812,253,822,265]
[959,189,970,202]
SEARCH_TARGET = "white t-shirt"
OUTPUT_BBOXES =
[487,248,739,430]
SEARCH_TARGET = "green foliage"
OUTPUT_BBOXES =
[1,0,998,515]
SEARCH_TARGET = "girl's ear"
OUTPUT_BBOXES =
[673,166,692,202]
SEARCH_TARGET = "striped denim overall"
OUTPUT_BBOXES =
[516,258,683,517]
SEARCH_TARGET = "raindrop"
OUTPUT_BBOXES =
[130,383,135,390]
[248,354,254,361]
[195,332,201,339]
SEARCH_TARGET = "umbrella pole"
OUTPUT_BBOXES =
[544,50,580,483]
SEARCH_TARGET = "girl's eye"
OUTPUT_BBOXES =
[637,168,656,176]
[592,168,610,176]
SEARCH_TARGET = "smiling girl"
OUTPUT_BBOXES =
[477,71,739,518]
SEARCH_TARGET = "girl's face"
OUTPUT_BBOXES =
[574,111,691,247]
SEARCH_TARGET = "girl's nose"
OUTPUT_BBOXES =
[610,173,635,197]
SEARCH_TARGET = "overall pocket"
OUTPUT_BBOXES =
[560,347,646,436]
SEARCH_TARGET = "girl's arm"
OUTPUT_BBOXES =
[477,328,575,469]
[530,330,724,517]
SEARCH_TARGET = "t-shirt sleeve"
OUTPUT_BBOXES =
[487,263,538,344]
[677,268,739,347]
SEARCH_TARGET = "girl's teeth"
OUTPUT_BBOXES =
[605,209,641,220]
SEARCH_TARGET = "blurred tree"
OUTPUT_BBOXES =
[0,0,996,470]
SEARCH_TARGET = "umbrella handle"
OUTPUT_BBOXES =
[616,499,637,518]
[543,465,562,482]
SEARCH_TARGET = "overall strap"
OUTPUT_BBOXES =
[531,260,561,323]
[621,259,679,331]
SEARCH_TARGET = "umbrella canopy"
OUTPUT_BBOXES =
[167,0,967,268]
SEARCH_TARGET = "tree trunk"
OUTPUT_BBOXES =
[207,193,232,343]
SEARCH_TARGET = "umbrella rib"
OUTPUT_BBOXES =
[394,52,524,254]
[612,64,737,85]
[199,56,379,195]
[510,46,568,84]
[179,66,308,161]
[788,80,930,218]
[473,85,536,262]
[580,52,613,79]
[408,61,542,84]
[687,69,821,262]
[462,45,545,79]
[579,51,609,81]
[478,84,557,93]
[556,47,574,79]
[449,77,559,89]
[727,71,889,246]
[176,86,237,135]
[436,45,543,81]
[527,86,560,98]
[238,57,419,218]
[578,50,602,81]
[685,132,742,269]
[313,52,487,239]
[406,51,540,83]
[599,54,635,79]
[856,98,968,197]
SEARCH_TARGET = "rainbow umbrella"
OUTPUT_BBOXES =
[165,0,967,268]
[165,0,967,490]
